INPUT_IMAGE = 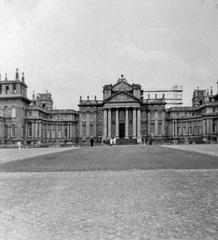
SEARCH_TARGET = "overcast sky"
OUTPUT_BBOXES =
[0,0,218,109]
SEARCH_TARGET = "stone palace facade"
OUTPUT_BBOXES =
[0,70,218,146]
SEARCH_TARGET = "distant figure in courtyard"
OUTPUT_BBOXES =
[17,141,21,149]
[113,137,116,145]
[110,138,113,146]
[90,137,94,147]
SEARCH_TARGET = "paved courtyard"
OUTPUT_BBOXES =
[0,145,218,240]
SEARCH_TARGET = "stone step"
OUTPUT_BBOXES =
[116,138,138,145]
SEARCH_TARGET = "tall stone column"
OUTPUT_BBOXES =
[115,108,119,138]
[202,119,206,135]
[133,108,136,139]
[35,122,38,138]
[186,122,188,136]
[32,122,35,138]
[175,122,177,136]
[103,109,107,139]
[79,112,83,138]
[137,108,141,139]
[147,111,151,137]
[93,113,97,138]
[172,121,175,137]
[154,112,158,136]
[125,108,129,139]
[161,112,165,136]
[86,112,90,137]
[108,109,111,139]
[68,124,70,139]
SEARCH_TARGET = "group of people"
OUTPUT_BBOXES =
[109,137,116,146]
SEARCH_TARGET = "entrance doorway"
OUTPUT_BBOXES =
[119,123,125,138]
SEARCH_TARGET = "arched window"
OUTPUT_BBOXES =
[11,107,16,118]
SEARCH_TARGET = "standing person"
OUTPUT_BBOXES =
[113,137,116,145]
[110,138,113,146]
[90,137,94,147]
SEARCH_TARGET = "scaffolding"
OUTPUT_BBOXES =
[143,85,183,106]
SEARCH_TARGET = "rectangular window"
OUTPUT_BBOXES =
[52,126,56,138]
[28,123,32,137]
[150,122,155,136]
[158,121,162,136]
[6,86,9,94]
[64,125,68,138]
[13,84,16,94]
[47,127,50,138]
[11,125,15,137]
[82,124,86,137]
[11,107,16,118]
[90,124,94,137]
[188,126,192,135]
[58,126,62,138]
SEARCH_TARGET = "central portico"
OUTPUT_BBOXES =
[102,75,142,140]
[103,106,141,140]
[78,75,166,144]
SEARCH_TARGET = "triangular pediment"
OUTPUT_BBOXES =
[106,91,139,103]
[112,81,132,92]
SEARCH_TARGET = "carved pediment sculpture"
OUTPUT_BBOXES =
[108,92,136,102]
[112,82,132,92]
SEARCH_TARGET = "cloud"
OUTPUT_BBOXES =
[118,44,168,63]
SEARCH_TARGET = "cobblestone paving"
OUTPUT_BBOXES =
[161,144,218,157]
[0,170,218,240]
[0,147,79,164]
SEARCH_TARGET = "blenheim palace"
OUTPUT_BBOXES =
[0,69,218,146]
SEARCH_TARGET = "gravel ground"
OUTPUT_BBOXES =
[0,170,217,240]
[0,145,218,240]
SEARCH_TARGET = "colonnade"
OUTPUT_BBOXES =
[26,121,74,140]
[103,107,141,139]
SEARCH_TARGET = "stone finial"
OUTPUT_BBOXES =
[5,73,8,81]
[121,74,124,79]
[80,96,82,101]
[22,73,25,82]
[94,95,96,101]
[87,96,89,100]
[15,68,19,81]
[155,94,157,99]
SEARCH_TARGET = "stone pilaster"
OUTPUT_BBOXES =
[103,109,107,139]
[86,112,90,137]
[115,108,119,138]
[133,108,136,139]
[35,122,38,138]
[137,108,141,139]
[147,112,151,137]
[108,109,111,139]
[125,108,129,139]
[154,112,158,136]
[79,112,83,138]
[161,112,165,136]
